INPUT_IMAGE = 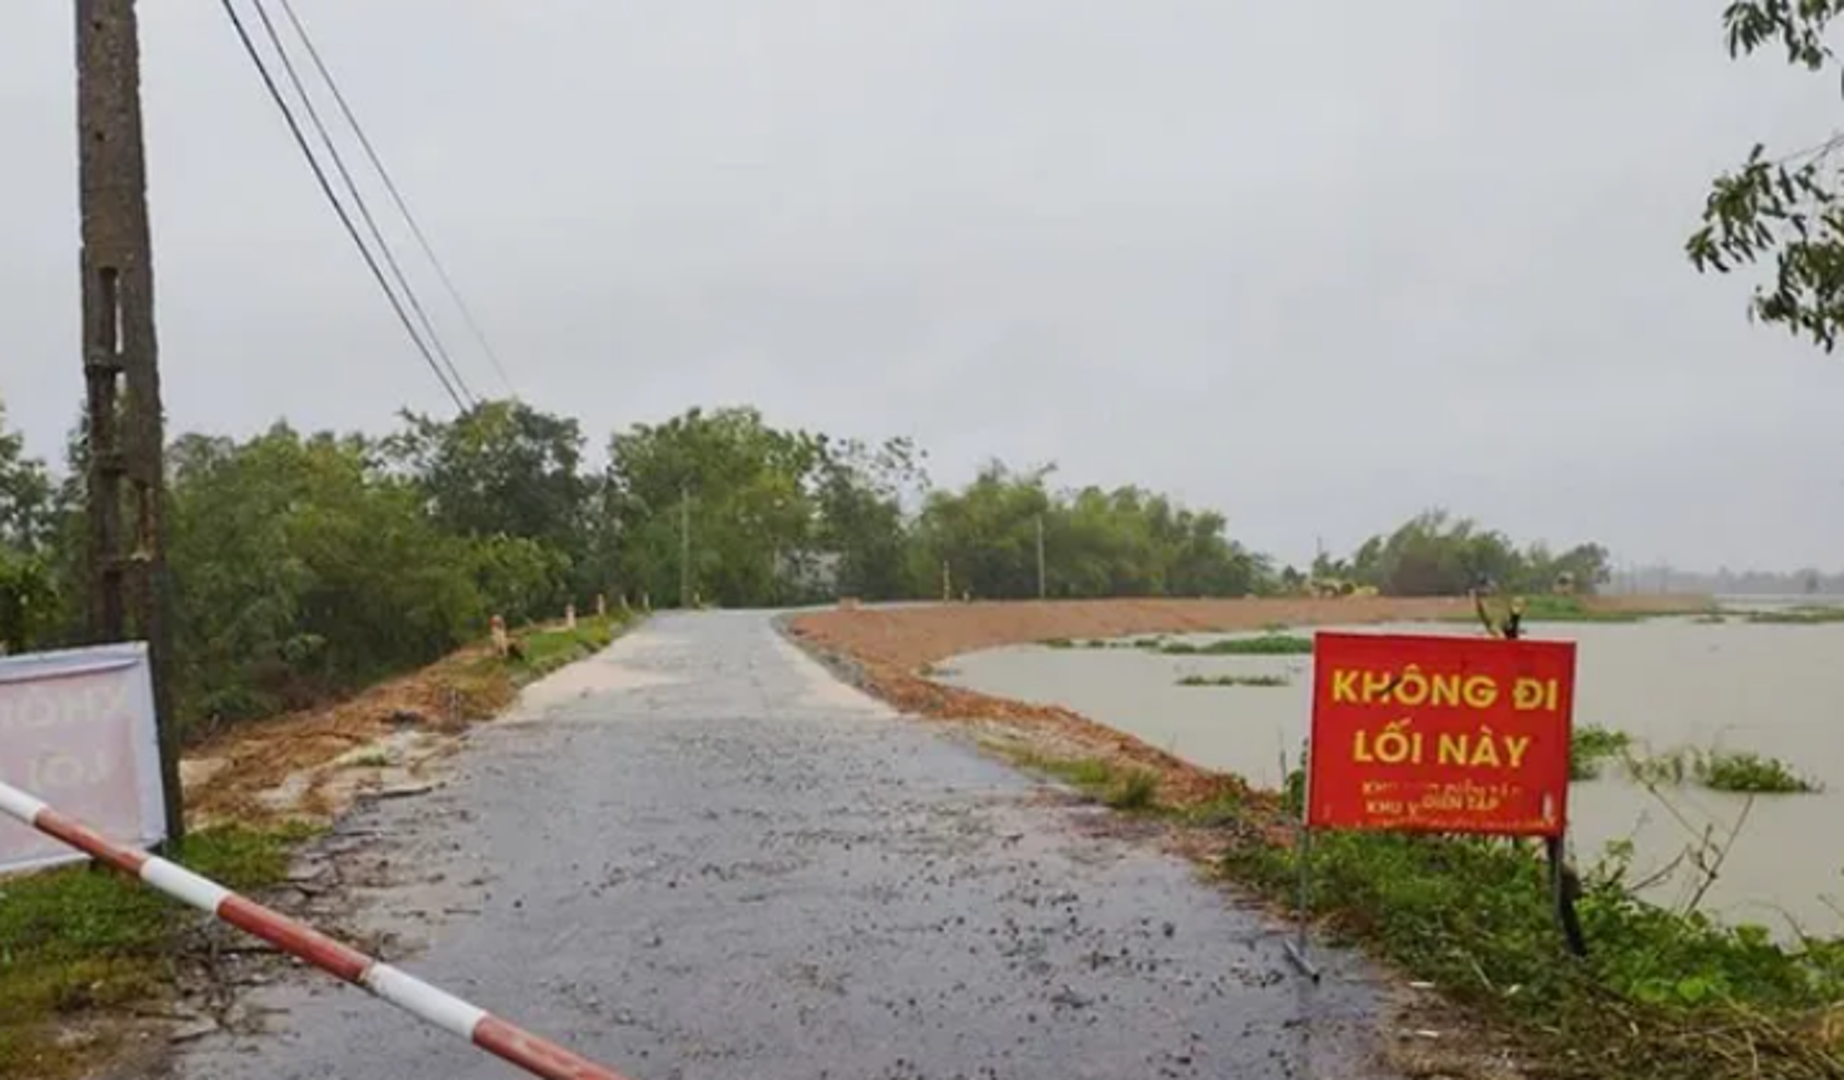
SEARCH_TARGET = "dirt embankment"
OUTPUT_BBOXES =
[182,618,624,827]
[791,594,1701,671]
[784,595,1705,808]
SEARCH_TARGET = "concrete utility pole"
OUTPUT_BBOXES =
[1035,514,1046,600]
[77,0,184,843]
[679,484,691,609]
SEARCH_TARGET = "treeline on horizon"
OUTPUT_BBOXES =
[0,398,1612,738]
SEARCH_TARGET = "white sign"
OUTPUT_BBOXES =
[0,642,166,874]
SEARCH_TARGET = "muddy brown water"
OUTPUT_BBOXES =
[941,617,1844,938]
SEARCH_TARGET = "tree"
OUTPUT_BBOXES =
[605,407,823,607]
[811,435,928,600]
[390,400,588,542]
[1688,2,1844,349]
[388,400,591,613]
[1334,509,1610,597]
[915,462,1054,599]
[915,465,1272,600]
[167,424,486,731]
[0,401,58,652]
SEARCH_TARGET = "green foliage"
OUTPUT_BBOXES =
[1627,748,1696,788]
[916,463,1272,601]
[1315,509,1611,598]
[1623,745,1822,794]
[1175,673,1290,688]
[165,425,490,732]
[1697,749,1822,794]
[605,406,826,608]
[1013,754,1163,811]
[811,434,929,600]
[0,823,315,1077]
[388,401,590,606]
[1222,829,1844,1078]
[1158,634,1314,656]
[1571,723,1634,780]
[1105,769,1161,810]
[10,392,1623,744]
[510,614,621,677]
[1690,1,1844,351]
[0,403,60,655]
[389,401,589,548]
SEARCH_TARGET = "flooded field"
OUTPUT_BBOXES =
[941,616,1844,937]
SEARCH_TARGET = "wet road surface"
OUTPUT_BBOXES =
[169,611,1396,1080]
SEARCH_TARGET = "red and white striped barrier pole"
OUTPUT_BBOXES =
[0,779,631,1080]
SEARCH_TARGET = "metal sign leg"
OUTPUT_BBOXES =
[1281,822,1322,981]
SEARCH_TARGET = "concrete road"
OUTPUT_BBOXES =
[169,611,1396,1080]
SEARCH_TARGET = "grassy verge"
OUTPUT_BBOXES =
[510,613,623,680]
[0,823,319,1080]
[1224,828,1844,1079]
[1006,747,1843,1078]
[1011,752,1165,811]
[438,613,627,711]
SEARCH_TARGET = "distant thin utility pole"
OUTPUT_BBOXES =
[1035,514,1047,600]
[679,484,691,609]
[76,0,184,844]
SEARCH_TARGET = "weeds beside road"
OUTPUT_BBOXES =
[0,825,313,1078]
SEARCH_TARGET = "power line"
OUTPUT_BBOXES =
[216,0,469,412]
[245,0,476,409]
[275,0,519,402]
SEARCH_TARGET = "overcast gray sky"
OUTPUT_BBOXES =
[3,1,1842,571]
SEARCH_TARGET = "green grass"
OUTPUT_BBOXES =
[511,613,624,679]
[1221,827,1844,1078]
[1010,754,1163,811]
[1106,769,1161,810]
[1697,750,1822,794]
[1158,634,1314,656]
[1572,723,1634,780]
[1175,673,1291,688]
[0,823,319,1078]
[1621,746,1822,795]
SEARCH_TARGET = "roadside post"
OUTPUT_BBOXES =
[1285,629,1578,977]
[0,778,634,1080]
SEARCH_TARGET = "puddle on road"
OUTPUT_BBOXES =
[943,618,1844,937]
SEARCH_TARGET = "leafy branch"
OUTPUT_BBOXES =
[1690,2,1844,349]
